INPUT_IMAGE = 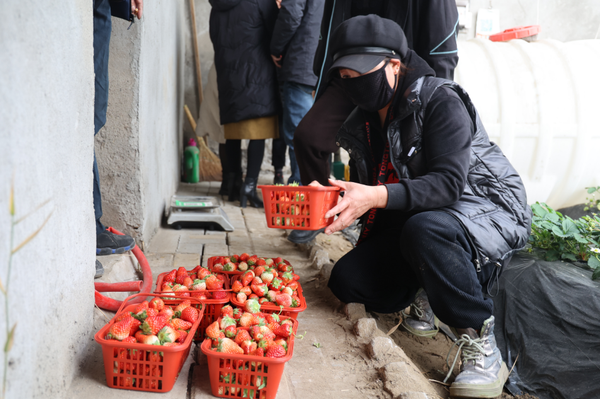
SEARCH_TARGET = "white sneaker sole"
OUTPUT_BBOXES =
[449,361,509,398]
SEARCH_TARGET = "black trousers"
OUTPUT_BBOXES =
[294,79,355,186]
[328,211,495,329]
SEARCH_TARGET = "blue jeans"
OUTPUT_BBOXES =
[281,82,313,184]
[93,0,111,234]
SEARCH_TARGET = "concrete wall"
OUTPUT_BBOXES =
[465,0,600,41]
[96,1,186,245]
[0,1,96,398]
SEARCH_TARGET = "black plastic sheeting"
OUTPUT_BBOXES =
[493,253,600,399]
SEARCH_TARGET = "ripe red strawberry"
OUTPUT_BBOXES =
[252,276,263,285]
[108,316,134,340]
[149,297,165,311]
[122,336,137,344]
[217,338,244,354]
[205,321,222,339]
[232,280,243,293]
[135,330,160,345]
[175,274,187,285]
[158,326,178,344]
[181,306,199,324]
[273,256,283,264]
[177,330,188,343]
[281,272,293,284]
[115,312,133,323]
[274,323,292,338]
[240,253,250,262]
[286,281,299,291]
[240,340,256,354]
[220,305,234,318]
[198,267,211,280]
[220,315,236,330]
[223,262,237,271]
[129,318,142,336]
[212,289,228,300]
[240,286,252,296]
[244,298,261,314]
[205,275,223,290]
[141,315,168,335]
[164,269,177,283]
[232,308,242,320]
[282,287,293,295]
[234,329,252,345]
[183,277,194,289]
[134,301,149,313]
[247,256,258,266]
[254,266,266,276]
[146,308,158,318]
[236,293,247,303]
[171,318,193,330]
[159,307,174,319]
[176,267,188,277]
[174,300,191,315]
[224,325,237,338]
[249,347,264,357]
[162,283,173,292]
[256,258,266,267]
[259,297,269,305]
[269,277,283,291]
[250,325,263,340]
[238,312,255,328]
[265,344,286,358]
[251,284,268,297]
[275,293,292,307]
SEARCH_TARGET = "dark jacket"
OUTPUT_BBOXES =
[313,0,459,99]
[209,0,280,125]
[270,0,325,87]
[336,76,532,273]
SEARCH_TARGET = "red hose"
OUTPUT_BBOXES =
[94,227,153,312]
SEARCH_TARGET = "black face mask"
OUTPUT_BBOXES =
[340,61,397,112]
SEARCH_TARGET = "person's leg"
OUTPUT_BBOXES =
[328,229,420,313]
[294,78,355,186]
[282,82,314,185]
[271,138,286,184]
[400,211,507,397]
[240,139,265,208]
[225,140,243,202]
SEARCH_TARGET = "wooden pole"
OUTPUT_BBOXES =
[189,0,204,108]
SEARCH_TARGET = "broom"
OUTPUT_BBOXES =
[184,104,222,181]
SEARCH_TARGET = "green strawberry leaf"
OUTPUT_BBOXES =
[592,267,600,281]
[588,256,600,270]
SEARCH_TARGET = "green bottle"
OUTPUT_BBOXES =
[183,138,200,183]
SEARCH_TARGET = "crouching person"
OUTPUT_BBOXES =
[320,15,532,398]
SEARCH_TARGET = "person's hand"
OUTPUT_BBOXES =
[275,0,282,9]
[324,179,388,235]
[271,55,282,68]
[132,0,143,19]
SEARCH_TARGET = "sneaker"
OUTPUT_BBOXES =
[274,169,284,185]
[445,315,509,398]
[287,228,325,244]
[96,230,136,256]
[95,260,104,279]
[401,289,439,338]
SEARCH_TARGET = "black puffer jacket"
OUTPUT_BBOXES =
[209,0,280,125]
[336,76,532,271]
[270,0,325,87]
[313,0,459,99]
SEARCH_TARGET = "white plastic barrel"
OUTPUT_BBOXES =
[455,38,600,209]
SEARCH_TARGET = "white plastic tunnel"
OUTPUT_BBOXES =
[455,38,600,209]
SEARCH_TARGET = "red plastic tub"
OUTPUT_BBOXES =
[258,185,340,230]
[200,317,298,399]
[94,293,204,393]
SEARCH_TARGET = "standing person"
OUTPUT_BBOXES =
[270,0,325,185]
[93,0,142,277]
[288,0,459,244]
[318,15,531,398]
[209,0,280,208]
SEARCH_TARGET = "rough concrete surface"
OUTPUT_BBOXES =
[0,1,96,398]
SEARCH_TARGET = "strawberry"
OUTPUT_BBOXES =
[198,267,211,280]
[212,263,224,271]
[177,330,188,343]
[282,287,293,296]
[162,283,173,292]
[220,315,236,330]
[238,312,255,328]
[256,258,266,267]
[175,274,187,285]
[217,338,244,354]
[129,318,142,336]
[240,286,252,296]
[292,273,300,281]
[258,297,269,305]
[205,275,223,290]
[224,325,237,338]
[212,289,228,300]
[260,270,274,284]
[265,258,274,266]
[240,340,256,354]
[240,253,250,262]
[133,302,149,314]
[248,294,259,300]
[232,308,242,320]
[164,269,177,283]
[146,308,158,318]
[249,347,264,357]
[254,266,266,276]
[265,344,286,358]
[269,277,283,291]
[247,256,258,266]
[181,306,199,324]
[273,256,283,264]
[250,325,263,340]
[108,316,134,341]
[122,336,137,344]
[231,280,243,293]
[205,321,222,339]
[274,323,292,338]
[250,284,267,297]
[171,318,193,330]
[183,277,194,289]
[176,267,188,277]
[149,298,165,311]
[159,307,174,319]
[223,262,237,271]
[274,338,288,350]
[286,281,299,291]
[281,272,294,284]
[141,315,168,335]
[115,312,133,323]
[244,298,261,314]
[158,326,178,344]
[174,300,191,316]
[191,279,206,291]
[221,305,234,318]
[252,276,263,285]
[238,261,248,271]
[275,293,292,308]
[234,329,252,345]
[266,290,278,302]
[236,293,247,303]
[135,330,160,345]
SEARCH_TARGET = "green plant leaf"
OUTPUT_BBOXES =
[587,187,598,194]
[588,256,600,269]
[545,250,560,261]
[572,233,589,244]
[545,213,560,223]
[4,323,16,353]
[592,267,600,280]
[531,203,548,218]
[562,253,577,261]
[551,226,571,238]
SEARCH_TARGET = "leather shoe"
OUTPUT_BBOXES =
[287,228,325,244]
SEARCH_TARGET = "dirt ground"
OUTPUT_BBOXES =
[314,232,538,399]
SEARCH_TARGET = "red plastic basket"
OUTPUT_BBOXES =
[258,185,340,230]
[94,293,204,393]
[230,276,307,320]
[206,256,295,277]
[200,317,298,399]
[155,269,231,341]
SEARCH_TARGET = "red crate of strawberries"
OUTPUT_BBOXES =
[200,305,299,399]
[94,293,204,393]
[154,265,230,341]
[207,254,295,276]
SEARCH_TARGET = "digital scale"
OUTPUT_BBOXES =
[166,195,234,231]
